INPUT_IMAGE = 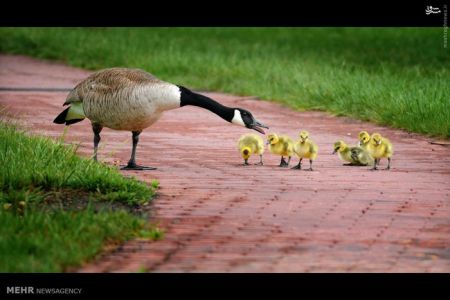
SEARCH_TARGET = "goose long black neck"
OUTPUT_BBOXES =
[178,86,234,122]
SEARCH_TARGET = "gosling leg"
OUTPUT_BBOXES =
[244,158,249,166]
[307,159,313,171]
[284,156,291,168]
[92,123,103,162]
[291,158,302,170]
[385,157,391,170]
[371,158,379,171]
[121,131,157,170]
[254,155,264,165]
[279,156,287,167]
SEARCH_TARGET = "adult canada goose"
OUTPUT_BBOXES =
[53,68,269,170]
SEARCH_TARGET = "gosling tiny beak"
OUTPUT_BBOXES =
[266,141,270,145]
[332,150,337,155]
[251,119,269,135]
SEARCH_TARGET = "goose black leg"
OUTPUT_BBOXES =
[244,159,249,166]
[291,158,302,170]
[371,158,379,171]
[121,131,157,170]
[92,123,103,162]
[279,156,287,167]
[385,158,391,170]
[284,156,291,168]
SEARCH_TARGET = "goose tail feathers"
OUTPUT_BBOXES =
[53,102,85,125]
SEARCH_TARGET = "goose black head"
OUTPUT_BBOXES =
[231,108,269,134]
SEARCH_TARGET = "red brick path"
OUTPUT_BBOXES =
[1,54,449,272]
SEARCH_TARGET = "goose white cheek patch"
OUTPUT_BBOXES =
[231,110,245,127]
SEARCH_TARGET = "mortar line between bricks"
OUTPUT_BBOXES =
[300,189,352,273]
[386,198,446,272]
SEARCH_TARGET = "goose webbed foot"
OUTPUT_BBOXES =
[121,163,157,171]
[279,157,291,167]
[254,162,264,166]
[291,164,301,170]
[306,167,313,171]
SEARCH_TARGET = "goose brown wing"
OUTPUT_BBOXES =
[63,68,163,105]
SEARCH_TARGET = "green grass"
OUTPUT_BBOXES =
[0,121,153,205]
[0,27,448,138]
[0,207,146,272]
[0,120,158,272]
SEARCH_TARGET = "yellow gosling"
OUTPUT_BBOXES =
[333,140,373,166]
[267,133,294,167]
[238,133,265,166]
[358,131,371,150]
[367,133,394,170]
[292,130,318,171]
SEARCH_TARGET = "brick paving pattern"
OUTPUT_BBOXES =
[1,54,449,272]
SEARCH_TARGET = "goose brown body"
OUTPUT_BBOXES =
[65,68,181,131]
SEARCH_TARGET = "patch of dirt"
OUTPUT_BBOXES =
[39,189,148,216]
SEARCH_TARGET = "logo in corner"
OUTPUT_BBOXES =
[426,5,441,15]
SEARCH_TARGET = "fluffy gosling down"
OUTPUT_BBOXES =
[238,134,265,166]
[367,133,393,170]
[358,131,371,150]
[267,133,294,167]
[332,141,374,166]
[292,130,318,171]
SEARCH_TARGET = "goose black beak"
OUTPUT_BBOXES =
[332,150,337,155]
[250,119,269,134]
